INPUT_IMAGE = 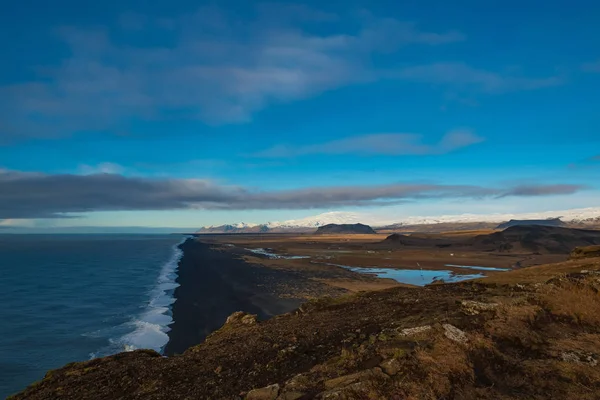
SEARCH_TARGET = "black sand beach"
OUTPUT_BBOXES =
[164,239,306,355]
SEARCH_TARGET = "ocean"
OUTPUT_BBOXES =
[0,234,186,398]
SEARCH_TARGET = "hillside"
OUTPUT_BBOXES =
[11,256,600,399]
[495,218,566,229]
[469,225,600,254]
[315,223,376,235]
[380,233,453,247]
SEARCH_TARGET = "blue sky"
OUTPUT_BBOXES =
[1,0,599,230]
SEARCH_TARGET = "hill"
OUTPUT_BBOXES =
[495,218,566,229]
[11,256,600,399]
[314,223,376,235]
[470,225,600,254]
[379,233,453,247]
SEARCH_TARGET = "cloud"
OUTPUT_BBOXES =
[0,7,467,141]
[498,184,584,198]
[567,154,600,169]
[394,62,563,93]
[77,162,125,175]
[254,130,483,157]
[582,60,600,73]
[0,169,585,218]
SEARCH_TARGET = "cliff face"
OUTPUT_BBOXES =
[11,257,600,400]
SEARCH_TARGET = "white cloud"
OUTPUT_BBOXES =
[254,130,484,157]
[1,6,465,140]
[395,62,563,93]
[0,6,564,141]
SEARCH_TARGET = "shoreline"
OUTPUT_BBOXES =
[163,239,306,355]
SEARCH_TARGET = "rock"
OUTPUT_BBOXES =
[278,391,305,400]
[460,300,499,315]
[560,351,598,367]
[284,374,310,392]
[324,367,388,390]
[380,358,402,376]
[319,382,367,399]
[226,311,258,326]
[443,324,468,344]
[397,325,432,336]
[246,383,280,400]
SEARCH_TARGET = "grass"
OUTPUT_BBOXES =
[540,281,600,327]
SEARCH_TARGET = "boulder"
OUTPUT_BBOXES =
[380,358,402,376]
[443,324,468,344]
[226,311,258,326]
[397,325,432,336]
[560,351,598,367]
[460,300,499,315]
[324,367,388,390]
[246,383,280,400]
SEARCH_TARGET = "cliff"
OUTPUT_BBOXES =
[10,256,600,399]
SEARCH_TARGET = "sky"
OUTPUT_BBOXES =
[1,0,599,231]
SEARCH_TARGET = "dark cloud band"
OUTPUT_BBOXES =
[0,169,585,219]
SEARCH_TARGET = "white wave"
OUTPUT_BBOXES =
[90,236,188,358]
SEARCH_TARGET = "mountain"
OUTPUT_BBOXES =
[380,233,449,247]
[196,224,271,234]
[495,218,566,229]
[314,223,376,235]
[196,207,600,234]
[469,225,600,254]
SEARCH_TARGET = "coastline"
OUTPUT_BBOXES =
[163,239,306,355]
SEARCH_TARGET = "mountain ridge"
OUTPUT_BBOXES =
[196,207,600,233]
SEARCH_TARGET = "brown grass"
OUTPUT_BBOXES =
[540,282,600,327]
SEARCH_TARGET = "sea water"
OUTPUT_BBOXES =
[0,234,185,398]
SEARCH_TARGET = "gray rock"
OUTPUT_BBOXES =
[443,324,468,344]
[380,358,402,376]
[460,300,499,315]
[560,351,598,366]
[397,325,432,336]
[246,384,280,400]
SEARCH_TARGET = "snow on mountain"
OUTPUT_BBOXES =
[383,207,600,227]
[265,212,378,228]
[199,207,600,231]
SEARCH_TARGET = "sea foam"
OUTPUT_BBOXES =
[90,237,187,358]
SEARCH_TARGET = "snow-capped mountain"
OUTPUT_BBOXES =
[196,207,600,233]
[264,212,381,228]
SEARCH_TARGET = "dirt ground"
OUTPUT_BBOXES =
[200,231,568,292]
